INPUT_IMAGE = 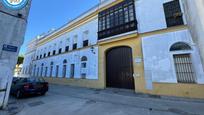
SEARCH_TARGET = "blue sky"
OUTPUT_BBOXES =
[20,0,99,55]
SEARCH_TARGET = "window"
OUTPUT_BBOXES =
[98,0,137,40]
[83,31,89,47]
[170,42,191,51]
[59,48,62,54]
[45,67,48,77]
[65,46,69,52]
[56,65,59,78]
[37,67,39,77]
[40,55,42,59]
[170,42,196,83]
[81,56,88,78]
[53,50,56,55]
[73,44,77,50]
[73,35,78,50]
[83,40,89,47]
[81,73,86,79]
[173,54,196,83]
[33,65,36,77]
[62,60,67,78]
[81,56,88,61]
[44,53,46,58]
[81,63,87,68]
[36,56,39,60]
[50,62,54,77]
[163,0,184,27]
[81,56,87,68]
[48,52,51,57]
[40,64,44,77]
[70,64,75,78]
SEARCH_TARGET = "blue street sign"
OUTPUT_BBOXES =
[2,44,18,52]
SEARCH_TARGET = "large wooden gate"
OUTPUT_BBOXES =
[106,46,135,89]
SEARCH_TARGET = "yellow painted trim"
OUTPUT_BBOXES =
[98,0,124,12]
[98,33,138,45]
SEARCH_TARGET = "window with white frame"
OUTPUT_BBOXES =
[81,56,87,68]
[83,31,89,47]
[81,56,88,79]
[73,35,78,50]
[65,38,70,52]
[170,42,196,83]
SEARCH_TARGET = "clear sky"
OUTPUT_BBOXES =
[20,0,99,55]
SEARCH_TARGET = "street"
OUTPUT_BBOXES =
[1,84,204,115]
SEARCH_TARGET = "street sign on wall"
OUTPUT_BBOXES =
[2,44,18,52]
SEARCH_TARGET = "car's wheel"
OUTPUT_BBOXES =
[16,90,22,99]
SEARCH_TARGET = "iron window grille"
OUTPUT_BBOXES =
[163,0,184,27]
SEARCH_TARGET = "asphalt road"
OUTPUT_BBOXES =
[1,84,204,115]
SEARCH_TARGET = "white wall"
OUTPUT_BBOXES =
[35,18,98,59]
[142,29,204,89]
[23,17,99,80]
[33,46,98,80]
[135,0,186,33]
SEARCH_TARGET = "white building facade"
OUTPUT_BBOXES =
[22,0,204,98]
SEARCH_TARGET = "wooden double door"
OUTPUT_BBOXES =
[106,46,135,89]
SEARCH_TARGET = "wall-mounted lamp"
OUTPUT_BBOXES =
[90,46,96,54]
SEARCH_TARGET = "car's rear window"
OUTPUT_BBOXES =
[27,78,45,82]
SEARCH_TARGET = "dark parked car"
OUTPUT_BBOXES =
[10,77,48,98]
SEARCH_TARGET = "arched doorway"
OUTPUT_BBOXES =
[106,46,135,89]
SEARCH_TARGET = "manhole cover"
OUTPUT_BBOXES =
[28,101,44,107]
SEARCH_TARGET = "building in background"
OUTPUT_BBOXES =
[0,1,31,109]
[14,64,23,77]
[22,0,204,99]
